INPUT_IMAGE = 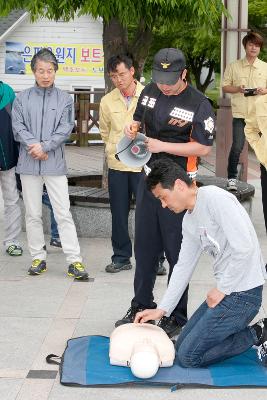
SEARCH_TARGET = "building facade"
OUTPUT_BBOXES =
[0,11,104,92]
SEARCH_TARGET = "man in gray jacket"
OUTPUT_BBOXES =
[135,159,267,367]
[12,48,88,279]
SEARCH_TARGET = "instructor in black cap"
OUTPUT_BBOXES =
[115,48,215,337]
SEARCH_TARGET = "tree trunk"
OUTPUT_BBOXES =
[103,18,129,92]
[129,19,153,80]
[101,154,108,190]
[198,61,215,93]
[187,54,215,93]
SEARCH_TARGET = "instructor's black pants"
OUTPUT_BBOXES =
[132,174,188,326]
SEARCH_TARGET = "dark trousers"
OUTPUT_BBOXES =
[227,118,246,179]
[108,168,142,264]
[260,164,267,233]
[132,174,188,326]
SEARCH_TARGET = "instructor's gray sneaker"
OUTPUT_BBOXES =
[105,262,132,273]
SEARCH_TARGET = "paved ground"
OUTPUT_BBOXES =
[0,145,266,399]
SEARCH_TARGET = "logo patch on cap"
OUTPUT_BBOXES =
[161,62,170,69]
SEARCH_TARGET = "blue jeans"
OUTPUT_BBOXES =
[176,285,262,367]
[227,118,246,179]
[42,191,59,239]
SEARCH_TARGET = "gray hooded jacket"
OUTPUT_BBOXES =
[12,85,74,175]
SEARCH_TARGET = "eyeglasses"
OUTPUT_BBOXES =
[109,71,130,81]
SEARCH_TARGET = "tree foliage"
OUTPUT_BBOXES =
[248,0,267,62]
[248,0,267,19]
[179,27,220,93]
[0,0,226,91]
[0,0,228,185]
[0,0,225,28]
[143,16,221,93]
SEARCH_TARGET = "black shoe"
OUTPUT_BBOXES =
[115,306,155,328]
[255,318,267,365]
[105,261,132,273]
[157,260,167,276]
[50,238,62,248]
[157,315,182,338]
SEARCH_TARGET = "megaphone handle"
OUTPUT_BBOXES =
[131,122,139,135]
[115,140,134,160]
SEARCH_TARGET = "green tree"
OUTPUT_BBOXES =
[177,26,220,93]
[146,21,221,93]
[0,0,225,90]
[248,0,267,61]
[0,0,226,185]
[248,0,267,20]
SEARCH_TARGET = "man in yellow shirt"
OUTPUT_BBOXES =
[245,95,267,242]
[222,32,267,191]
[99,55,166,274]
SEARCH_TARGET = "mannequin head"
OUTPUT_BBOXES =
[130,342,160,379]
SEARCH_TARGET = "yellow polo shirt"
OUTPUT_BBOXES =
[245,94,267,169]
[222,57,267,118]
[99,81,144,172]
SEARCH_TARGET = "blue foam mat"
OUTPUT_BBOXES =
[60,335,267,388]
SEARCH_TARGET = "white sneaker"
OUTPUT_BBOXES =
[227,178,237,191]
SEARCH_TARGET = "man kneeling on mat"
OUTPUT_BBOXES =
[135,159,267,367]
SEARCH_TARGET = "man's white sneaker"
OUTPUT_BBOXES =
[227,178,237,191]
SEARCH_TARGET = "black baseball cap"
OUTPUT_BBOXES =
[152,48,186,85]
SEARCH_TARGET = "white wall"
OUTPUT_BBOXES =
[0,14,104,91]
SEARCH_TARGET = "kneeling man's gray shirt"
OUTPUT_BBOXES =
[159,186,266,316]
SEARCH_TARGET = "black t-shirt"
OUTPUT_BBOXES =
[133,82,215,172]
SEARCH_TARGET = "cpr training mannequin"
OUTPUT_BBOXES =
[109,323,175,379]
